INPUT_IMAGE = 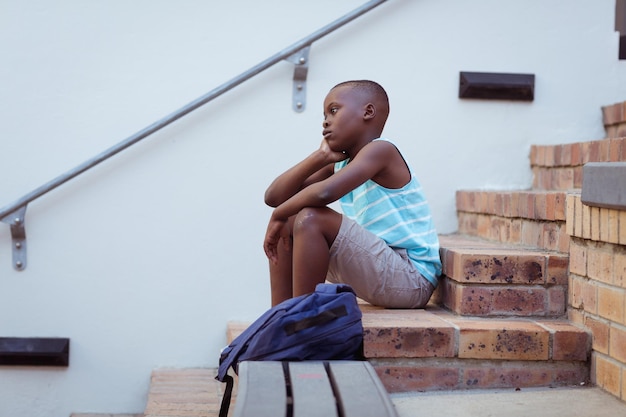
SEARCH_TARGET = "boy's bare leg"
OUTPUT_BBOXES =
[269,217,295,306]
[292,207,342,297]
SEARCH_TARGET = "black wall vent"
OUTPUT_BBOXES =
[459,71,535,101]
[0,337,70,367]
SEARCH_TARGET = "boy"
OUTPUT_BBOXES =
[263,80,441,308]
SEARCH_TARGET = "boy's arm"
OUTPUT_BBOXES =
[264,140,345,207]
[264,140,397,262]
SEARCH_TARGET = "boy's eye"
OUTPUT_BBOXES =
[330,107,338,114]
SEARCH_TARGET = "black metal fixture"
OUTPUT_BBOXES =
[0,337,70,367]
[459,71,535,101]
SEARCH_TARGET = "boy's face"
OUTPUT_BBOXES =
[322,86,368,152]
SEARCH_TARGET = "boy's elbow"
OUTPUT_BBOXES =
[264,191,279,208]
[315,187,337,206]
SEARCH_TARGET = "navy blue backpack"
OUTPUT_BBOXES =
[215,283,364,417]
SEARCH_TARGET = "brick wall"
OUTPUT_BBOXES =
[603,101,626,139]
[567,192,626,401]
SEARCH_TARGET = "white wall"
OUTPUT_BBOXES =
[1,0,625,416]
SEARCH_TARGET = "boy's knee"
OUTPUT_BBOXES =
[293,207,324,232]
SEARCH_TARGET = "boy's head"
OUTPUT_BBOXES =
[323,80,390,143]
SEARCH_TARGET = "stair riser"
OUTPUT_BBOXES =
[457,214,570,252]
[438,280,567,318]
[362,317,589,362]
[442,250,569,286]
[370,359,589,392]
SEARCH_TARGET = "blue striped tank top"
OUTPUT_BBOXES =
[334,138,441,286]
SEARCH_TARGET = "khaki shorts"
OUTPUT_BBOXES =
[326,216,435,309]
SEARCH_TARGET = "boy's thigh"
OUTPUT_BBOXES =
[326,216,433,309]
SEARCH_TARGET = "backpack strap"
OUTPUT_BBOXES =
[315,283,356,295]
[218,374,234,417]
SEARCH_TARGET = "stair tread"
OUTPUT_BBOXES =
[144,368,226,417]
[455,189,568,221]
[439,233,568,285]
[226,304,589,363]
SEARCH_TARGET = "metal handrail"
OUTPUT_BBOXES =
[0,0,389,270]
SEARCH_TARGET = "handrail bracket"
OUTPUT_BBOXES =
[1,206,27,271]
[285,46,311,113]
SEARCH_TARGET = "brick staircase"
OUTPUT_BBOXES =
[139,100,626,416]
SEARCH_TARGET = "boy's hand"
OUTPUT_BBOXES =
[319,139,347,164]
[263,216,287,264]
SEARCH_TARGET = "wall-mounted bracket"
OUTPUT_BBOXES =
[0,337,69,366]
[285,46,311,112]
[459,71,535,101]
[1,205,27,271]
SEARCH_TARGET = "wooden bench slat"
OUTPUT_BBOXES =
[233,361,398,417]
[327,361,398,417]
[289,362,338,417]
[233,361,287,417]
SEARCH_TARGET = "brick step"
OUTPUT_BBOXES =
[360,305,589,392]
[603,100,626,139]
[225,305,590,394]
[455,190,569,252]
[530,136,626,191]
[437,234,568,317]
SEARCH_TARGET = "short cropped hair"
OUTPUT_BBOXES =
[332,80,390,117]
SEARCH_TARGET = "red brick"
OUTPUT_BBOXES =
[462,366,551,389]
[560,143,573,166]
[591,207,601,241]
[599,139,611,162]
[535,145,547,166]
[557,167,575,189]
[575,195,584,238]
[587,244,613,284]
[457,251,546,284]
[456,286,493,315]
[362,310,456,358]
[603,102,624,126]
[594,354,622,397]
[521,221,543,248]
[573,166,584,188]
[375,365,460,392]
[584,315,610,354]
[581,279,598,315]
[597,286,625,323]
[534,193,547,219]
[540,321,589,361]
[609,326,626,363]
[458,321,549,360]
[609,138,622,162]
[615,249,626,289]
[542,222,560,252]
[492,288,545,316]
[530,145,539,166]
[569,240,587,276]
[547,286,566,316]
[620,211,626,245]
[547,254,569,285]
[581,141,592,164]
[569,275,583,309]
[570,142,583,166]
[605,209,619,244]
[503,192,519,218]
[582,203,592,239]
[600,208,611,243]
[545,146,556,167]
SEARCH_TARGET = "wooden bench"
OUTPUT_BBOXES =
[232,360,398,417]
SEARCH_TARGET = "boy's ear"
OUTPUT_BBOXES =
[363,103,376,120]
